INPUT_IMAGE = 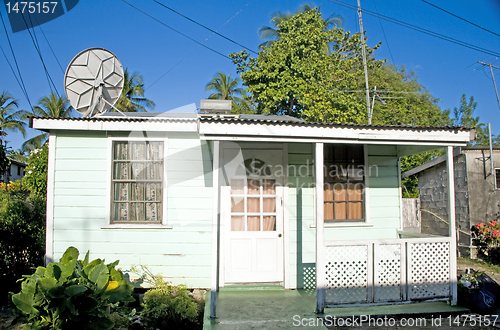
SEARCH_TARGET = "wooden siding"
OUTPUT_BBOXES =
[51,131,213,288]
[288,143,401,289]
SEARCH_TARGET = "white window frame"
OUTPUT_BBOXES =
[103,136,171,229]
[321,143,373,228]
[495,168,500,190]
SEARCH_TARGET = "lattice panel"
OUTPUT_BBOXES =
[375,244,402,302]
[325,245,369,304]
[408,241,450,299]
[302,265,316,295]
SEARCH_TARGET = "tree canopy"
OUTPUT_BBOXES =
[0,91,29,138]
[22,93,72,152]
[115,69,155,112]
[231,8,382,123]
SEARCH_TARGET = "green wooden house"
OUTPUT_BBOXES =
[31,108,472,314]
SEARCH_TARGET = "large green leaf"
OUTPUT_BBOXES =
[37,278,58,293]
[58,247,79,282]
[64,284,87,297]
[11,292,37,315]
[87,263,109,291]
[60,246,79,265]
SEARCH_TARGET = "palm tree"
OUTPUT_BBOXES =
[205,72,249,113]
[258,5,343,51]
[0,91,29,139]
[115,69,155,112]
[22,93,71,152]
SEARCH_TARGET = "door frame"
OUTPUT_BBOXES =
[218,141,289,288]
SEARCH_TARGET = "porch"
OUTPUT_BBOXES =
[202,287,468,329]
[199,117,471,317]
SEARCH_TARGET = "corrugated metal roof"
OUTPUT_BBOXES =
[199,115,470,132]
[30,113,470,132]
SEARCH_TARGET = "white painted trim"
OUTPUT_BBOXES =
[283,186,290,289]
[105,137,168,226]
[324,236,453,246]
[32,118,198,132]
[401,242,407,301]
[198,122,472,144]
[210,140,220,318]
[398,158,403,231]
[45,132,56,265]
[100,225,173,229]
[367,243,374,302]
[364,144,370,223]
[199,135,469,146]
[282,144,290,289]
[312,222,373,228]
[446,146,458,306]
[315,142,325,314]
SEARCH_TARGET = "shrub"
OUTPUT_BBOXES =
[472,221,500,262]
[0,184,45,305]
[23,144,48,199]
[11,246,134,330]
[131,265,201,329]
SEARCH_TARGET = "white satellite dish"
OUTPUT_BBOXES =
[64,48,124,117]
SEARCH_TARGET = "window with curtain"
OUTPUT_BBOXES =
[324,144,365,222]
[111,141,164,224]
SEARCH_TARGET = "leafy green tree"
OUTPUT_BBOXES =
[0,91,29,138]
[22,93,72,152]
[0,143,10,183]
[452,94,490,145]
[369,64,451,127]
[0,184,45,306]
[23,144,48,199]
[231,7,381,122]
[205,72,250,113]
[8,149,28,164]
[115,69,155,112]
[259,4,343,52]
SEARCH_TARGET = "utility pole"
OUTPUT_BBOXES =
[357,0,371,124]
[478,61,500,111]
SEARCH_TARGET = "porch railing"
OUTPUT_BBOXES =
[322,237,453,307]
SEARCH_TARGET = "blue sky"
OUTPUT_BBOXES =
[1,0,500,152]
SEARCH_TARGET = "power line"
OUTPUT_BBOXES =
[371,0,395,64]
[0,45,26,99]
[326,0,500,58]
[33,15,65,73]
[14,1,60,96]
[421,0,500,38]
[0,11,32,108]
[146,0,255,91]
[153,0,258,54]
[121,0,229,59]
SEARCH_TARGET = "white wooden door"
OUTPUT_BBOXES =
[223,147,284,283]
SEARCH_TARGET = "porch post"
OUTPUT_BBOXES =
[446,146,458,305]
[315,142,326,314]
[211,140,220,318]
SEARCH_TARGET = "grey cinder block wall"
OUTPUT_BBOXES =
[416,147,500,258]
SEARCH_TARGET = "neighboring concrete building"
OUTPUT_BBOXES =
[402,146,500,257]
[0,159,27,182]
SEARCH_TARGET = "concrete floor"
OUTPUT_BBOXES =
[203,286,469,330]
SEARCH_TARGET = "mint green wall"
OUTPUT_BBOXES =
[51,131,401,290]
[287,143,401,289]
[51,131,213,288]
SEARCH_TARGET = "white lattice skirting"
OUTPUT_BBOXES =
[323,238,452,306]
